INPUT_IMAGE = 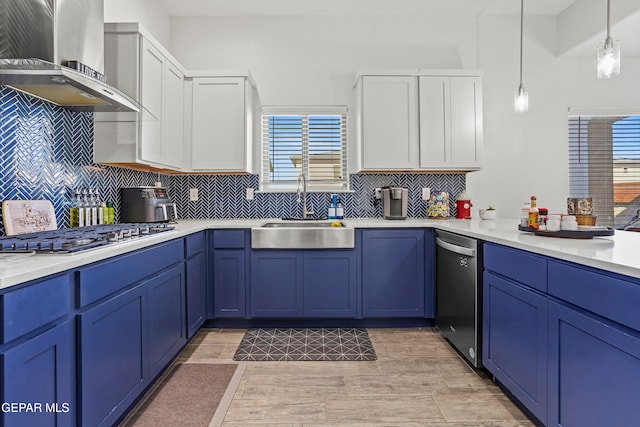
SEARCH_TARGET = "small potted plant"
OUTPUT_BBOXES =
[479,206,497,220]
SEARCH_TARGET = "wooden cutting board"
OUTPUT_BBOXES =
[2,200,57,235]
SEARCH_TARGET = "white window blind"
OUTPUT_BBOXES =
[261,107,348,191]
[568,115,640,228]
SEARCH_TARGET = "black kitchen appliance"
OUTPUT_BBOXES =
[120,187,177,223]
[435,230,483,368]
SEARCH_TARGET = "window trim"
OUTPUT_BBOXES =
[260,105,349,193]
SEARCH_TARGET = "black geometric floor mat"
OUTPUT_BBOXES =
[233,328,377,361]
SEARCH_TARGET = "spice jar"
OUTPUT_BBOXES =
[538,208,549,230]
[561,215,578,231]
[547,214,562,232]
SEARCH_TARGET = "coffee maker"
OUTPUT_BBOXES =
[382,186,408,220]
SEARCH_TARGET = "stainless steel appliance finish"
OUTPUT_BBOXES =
[435,230,482,368]
[120,187,177,223]
[0,223,174,254]
[251,222,354,249]
[382,186,408,220]
[0,0,138,112]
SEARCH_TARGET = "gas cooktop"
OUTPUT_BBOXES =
[0,223,175,254]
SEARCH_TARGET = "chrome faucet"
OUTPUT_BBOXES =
[296,174,314,219]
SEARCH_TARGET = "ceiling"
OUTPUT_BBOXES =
[156,0,577,17]
[155,0,640,57]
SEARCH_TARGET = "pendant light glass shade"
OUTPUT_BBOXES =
[597,0,620,79]
[597,37,620,79]
[515,83,529,113]
[515,0,528,113]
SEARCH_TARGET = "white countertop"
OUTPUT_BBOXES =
[1,217,639,289]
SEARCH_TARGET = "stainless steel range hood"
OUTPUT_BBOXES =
[0,0,138,112]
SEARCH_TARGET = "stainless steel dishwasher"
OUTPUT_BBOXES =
[435,230,482,368]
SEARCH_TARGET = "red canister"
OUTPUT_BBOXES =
[455,192,472,219]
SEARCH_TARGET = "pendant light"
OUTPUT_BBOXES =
[515,0,528,113]
[597,0,620,79]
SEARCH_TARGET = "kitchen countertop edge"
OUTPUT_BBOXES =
[1,217,638,289]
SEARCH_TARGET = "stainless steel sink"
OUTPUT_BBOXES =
[251,221,354,249]
[261,221,336,228]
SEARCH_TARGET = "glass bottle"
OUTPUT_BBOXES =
[79,188,87,227]
[70,190,81,227]
[528,196,539,230]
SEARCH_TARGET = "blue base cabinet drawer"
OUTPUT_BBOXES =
[147,264,186,379]
[484,243,547,292]
[1,321,74,427]
[549,260,640,333]
[1,274,72,344]
[210,230,249,318]
[251,251,304,318]
[186,253,207,337]
[78,285,146,427]
[548,300,640,427]
[213,250,247,317]
[482,272,547,424]
[361,229,425,318]
[303,250,357,318]
[78,239,183,307]
[249,249,357,319]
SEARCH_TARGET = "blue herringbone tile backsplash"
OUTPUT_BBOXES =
[0,86,466,235]
[0,87,166,235]
[170,173,466,219]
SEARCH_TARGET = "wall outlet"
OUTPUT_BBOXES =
[246,187,254,200]
[422,187,431,200]
[189,188,198,201]
[374,187,382,199]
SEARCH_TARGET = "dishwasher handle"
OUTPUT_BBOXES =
[436,237,476,257]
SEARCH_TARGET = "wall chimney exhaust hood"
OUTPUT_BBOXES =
[0,0,138,112]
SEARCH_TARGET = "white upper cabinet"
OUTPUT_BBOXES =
[185,74,260,172]
[360,76,419,170]
[163,63,185,169]
[419,75,482,170]
[94,23,185,170]
[353,70,483,172]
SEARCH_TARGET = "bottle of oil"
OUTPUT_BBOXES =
[70,190,81,227]
[106,202,115,224]
[528,196,539,230]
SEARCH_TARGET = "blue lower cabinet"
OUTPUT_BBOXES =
[1,321,74,427]
[482,272,548,424]
[213,250,246,318]
[78,285,146,427]
[147,264,186,379]
[361,229,425,317]
[251,251,304,317]
[303,250,357,318]
[186,253,207,337]
[548,300,640,427]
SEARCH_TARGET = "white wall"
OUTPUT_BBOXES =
[166,13,640,217]
[473,15,640,217]
[104,0,171,49]
[170,15,478,105]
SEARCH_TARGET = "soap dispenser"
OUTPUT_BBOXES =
[336,197,344,219]
[328,194,337,219]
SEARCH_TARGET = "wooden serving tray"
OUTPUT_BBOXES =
[518,224,614,239]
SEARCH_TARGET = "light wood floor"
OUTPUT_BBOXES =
[177,328,535,427]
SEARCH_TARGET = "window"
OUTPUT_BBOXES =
[261,107,348,191]
[568,113,640,228]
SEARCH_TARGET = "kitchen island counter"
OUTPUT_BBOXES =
[1,217,638,289]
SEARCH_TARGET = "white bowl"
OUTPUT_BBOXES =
[479,209,497,220]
